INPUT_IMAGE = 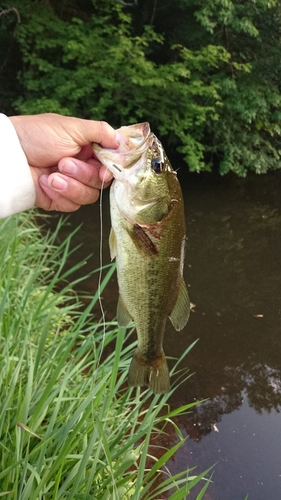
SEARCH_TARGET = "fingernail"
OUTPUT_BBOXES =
[51,174,68,191]
[39,174,49,187]
[115,132,129,150]
[60,159,77,176]
[115,132,128,144]
[115,132,122,144]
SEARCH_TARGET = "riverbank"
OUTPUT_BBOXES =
[0,211,209,499]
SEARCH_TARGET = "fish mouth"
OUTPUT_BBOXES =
[93,123,152,176]
[116,122,151,158]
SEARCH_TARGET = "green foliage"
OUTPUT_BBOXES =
[192,0,281,174]
[11,1,228,171]
[193,0,276,36]
[1,0,281,174]
[0,212,211,499]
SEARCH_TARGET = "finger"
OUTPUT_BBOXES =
[91,149,114,182]
[75,120,120,149]
[75,144,95,161]
[99,164,114,183]
[40,172,101,205]
[58,157,111,189]
[39,175,81,212]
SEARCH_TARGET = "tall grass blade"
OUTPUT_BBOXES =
[0,212,209,499]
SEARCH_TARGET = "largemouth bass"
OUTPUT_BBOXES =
[93,123,190,394]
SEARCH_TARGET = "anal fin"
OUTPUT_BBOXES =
[169,279,190,331]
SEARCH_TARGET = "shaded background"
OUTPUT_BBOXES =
[49,169,281,499]
[1,0,281,176]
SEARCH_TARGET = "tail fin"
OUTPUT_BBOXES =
[128,350,170,394]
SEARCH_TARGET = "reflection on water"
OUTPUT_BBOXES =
[48,170,281,499]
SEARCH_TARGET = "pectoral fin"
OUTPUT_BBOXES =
[109,227,117,260]
[127,224,158,257]
[117,295,133,327]
[169,279,190,331]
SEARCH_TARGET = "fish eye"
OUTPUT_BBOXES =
[151,157,163,173]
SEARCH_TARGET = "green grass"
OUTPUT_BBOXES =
[0,212,211,499]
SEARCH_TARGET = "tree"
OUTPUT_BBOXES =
[1,0,281,174]
[192,0,281,174]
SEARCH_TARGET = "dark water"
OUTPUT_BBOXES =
[50,170,281,499]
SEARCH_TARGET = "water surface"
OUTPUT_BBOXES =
[50,170,281,499]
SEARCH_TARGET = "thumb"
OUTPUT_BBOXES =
[74,119,120,149]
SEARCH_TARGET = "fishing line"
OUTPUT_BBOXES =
[95,170,108,371]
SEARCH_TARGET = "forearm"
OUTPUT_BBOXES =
[0,113,35,218]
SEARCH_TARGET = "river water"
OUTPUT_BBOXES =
[50,169,281,499]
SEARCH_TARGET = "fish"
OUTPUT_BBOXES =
[93,123,190,394]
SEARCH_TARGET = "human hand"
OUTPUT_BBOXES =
[9,113,118,212]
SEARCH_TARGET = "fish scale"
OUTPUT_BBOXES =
[93,123,190,393]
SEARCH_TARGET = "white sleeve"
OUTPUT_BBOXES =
[0,113,36,219]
